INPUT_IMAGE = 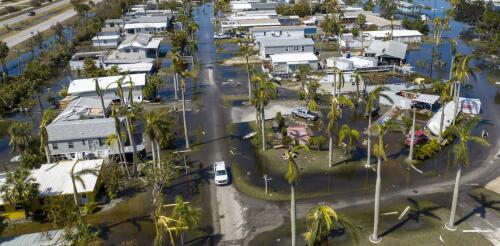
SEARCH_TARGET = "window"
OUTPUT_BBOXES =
[82,139,86,145]
[81,194,87,199]
[133,48,139,53]
[98,138,105,146]
[302,46,305,51]
[68,141,74,149]
[52,143,58,150]
[285,47,289,51]
[124,48,131,53]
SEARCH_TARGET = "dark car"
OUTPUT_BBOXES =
[28,11,36,16]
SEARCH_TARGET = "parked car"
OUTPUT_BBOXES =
[292,108,319,121]
[213,161,229,185]
[28,11,36,16]
[327,36,338,41]
[213,33,228,39]
[405,130,428,146]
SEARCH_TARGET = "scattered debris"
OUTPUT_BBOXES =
[439,235,444,243]
[243,131,257,139]
[462,229,493,233]
[381,211,398,216]
[398,206,411,220]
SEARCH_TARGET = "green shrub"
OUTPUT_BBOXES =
[83,202,97,215]
[415,139,440,160]
[307,135,326,151]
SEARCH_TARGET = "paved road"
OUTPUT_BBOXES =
[0,0,70,27]
[3,0,101,48]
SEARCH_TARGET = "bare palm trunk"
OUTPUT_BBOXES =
[366,112,372,167]
[125,117,138,176]
[446,165,462,230]
[72,176,79,206]
[99,94,106,118]
[452,84,460,125]
[370,156,382,243]
[261,107,266,151]
[117,131,131,178]
[438,102,445,143]
[328,137,333,167]
[156,140,161,165]
[246,57,251,101]
[291,184,296,246]
[44,145,51,164]
[151,139,157,166]
[408,108,416,160]
[182,88,190,149]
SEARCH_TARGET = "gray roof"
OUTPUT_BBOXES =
[105,19,124,24]
[250,2,276,9]
[126,16,169,24]
[365,40,407,59]
[398,1,415,7]
[249,25,306,32]
[258,38,315,47]
[57,97,112,121]
[47,118,122,141]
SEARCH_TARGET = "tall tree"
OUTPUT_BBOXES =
[0,168,39,216]
[326,95,354,167]
[356,14,367,54]
[306,79,320,112]
[70,160,98,206]
[284,144,309,246]
[22,60,50,116]
[0,41,9,76]
[144,111,171,168]
[364,86,389,168]
[40,109,56,164]
[251,73,276,151]
[179,70,195,149]
[445,117,489,230]
[170,195,200,244]
[239,42,254,101]
[432,80,452,142]
[111,103,131,178]
[8,122,33,154]
[451,54,476,125]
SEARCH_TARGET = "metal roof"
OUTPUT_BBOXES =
[67,73,146,95]
[249,25,306,32]
[365,40,407,60]
[270,52,318,63]
[47,118,123,141]
[258,38,315,47]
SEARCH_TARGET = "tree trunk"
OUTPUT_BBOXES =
[99,94,106,118]
[124,117,138,176]
[44,145,51,164]
[447,165,462,230]
[156,139,161,165]
[366,112,372,167]
[261,107,266,151]
[36,92,44,116]
[291,184,296,246]
[117,130,131,178]
[151,139,157,167]
[71,174,80,206]
[438,101,445,143]
[452,84,460,125]
[182,88,190,149]
[371,156,382,242]
[246,58,251,101]
[408,108,416,160]
[328,137,333,167]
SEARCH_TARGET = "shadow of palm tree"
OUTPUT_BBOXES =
[380,198,441,237]
[454,193,500,226]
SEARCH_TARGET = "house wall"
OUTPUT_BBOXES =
[260,44,314,58]
[49,137,121,158]
[125,26,166,34]
[118,47,147,57]
[272,61,318,74]
[69,88,144,103]
[92,39,120,48]
[252,30,304,39]
[368,34,421,43]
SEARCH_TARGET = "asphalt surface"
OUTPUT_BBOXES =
[0,0,70,27]
[3,0,102,48]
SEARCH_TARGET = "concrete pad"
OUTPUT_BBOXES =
[230,101,302,123]
[485,176,500,194]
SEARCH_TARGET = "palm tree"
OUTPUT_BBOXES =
[364,86,389,168]
[432,80,452,142]
[355,14,367,54]
[339,124,360,155]
[70,160,98,206]
[369,122,393,243]
[8,122,33,154]
[239,42,254,101]
[179,70,195,149]
[111,103,131,178]
[170,195,200,244]
[296,65,311,95]
[144,111,171,168]
[0,41,10,76]
[251,73,276,151]
[284,144,309,246]
[326,95,354,167]
[352,70,364,100]
[336,69,346,98]
[154,197,186,246]
[451,54,476,125]
[445,116,489,231]
[94,78,106,118]
[40,109,56,164]
[407,107,417,161]
[22,60,50,116]
[0,168,39,216]
[306,79,320,112]
[303,204,359,245]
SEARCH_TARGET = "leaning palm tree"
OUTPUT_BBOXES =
[70,160,98,206]
[451,54,476,125]
[144,111,170,168]
[445,116,489,231]
[284,144,309,246]
[40,109,56,164]
[251,73,276,151]
[94,78,106,118]
[170,195,200,245]
[364,86,389,168]
[154,196,186,246]
[179,70,195,149]
[111,103,131,178]
[369,122,393,243]
[303,204,359,246]
[339,124,360,155]
[326,95,354,167]
[352,70,364,100]
[239,42,254,101]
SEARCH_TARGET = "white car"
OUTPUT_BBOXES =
[214,161,229,185]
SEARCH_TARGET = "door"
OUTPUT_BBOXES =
[81,193,88,204]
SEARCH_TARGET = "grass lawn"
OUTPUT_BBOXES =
[251,200,493,246]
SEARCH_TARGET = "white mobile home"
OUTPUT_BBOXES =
[270,52,318,74]
[249,25,306,39]
[364,30,423,43]
[257,38,315,58]
[67,73,147,103]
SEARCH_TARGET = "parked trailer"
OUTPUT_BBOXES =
[426,101,458,136]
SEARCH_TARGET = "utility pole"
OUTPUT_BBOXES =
[263,174,272,195]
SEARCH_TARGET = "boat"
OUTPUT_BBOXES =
[426,101,458,136]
